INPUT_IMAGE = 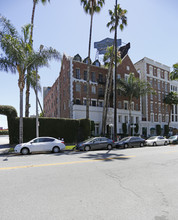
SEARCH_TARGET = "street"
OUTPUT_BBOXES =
[0,144,178,220]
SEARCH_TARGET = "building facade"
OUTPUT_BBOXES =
[44,53,142,136]
[134,57,178,136]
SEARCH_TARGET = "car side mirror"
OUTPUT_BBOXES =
[30,141,33,144]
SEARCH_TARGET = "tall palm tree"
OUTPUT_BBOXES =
[0,15,60,143]
[25,0,50,117]
[170,63,178,80]
[107,3,127,140]
[30,0,50,43]
[102,45,121,134]
[117,73,153,135]
[81,0,105,119]
[163,92,178,128]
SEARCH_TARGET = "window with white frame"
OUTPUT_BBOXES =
[98,101,103,107]
[75,69,80,79]
[159,103,161,112]
[149,65,153,75]
[158,92,161,101]
[91,100,97,106]
[158,114,162,123]
[118,115,122,123]
[126,65,130,71]
[125,116,128,123]
[91,85,96,94]
[131,102,134,111]
[157,68,160,78]
[150,103,153,112]
[165,115,169,123]
[124,101,128,110]
[158,81,160,90]
[150,113,154,122]
[76,83,81,92]
[118,101,122,109]
[83,99,86,105]
[124,74,129,82]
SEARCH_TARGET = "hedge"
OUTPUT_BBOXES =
[0,105,91,144]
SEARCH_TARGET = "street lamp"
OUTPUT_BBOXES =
[36,45,44,138]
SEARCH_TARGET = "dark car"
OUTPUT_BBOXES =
[115,136,145,148]
[75,137,114,151]
[168,135,178,144]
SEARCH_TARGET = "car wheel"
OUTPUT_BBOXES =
[124,143,128,148]
[84,145,90,151]
[53,146,60,153]
[107,144,112,150]
[140,142,144,147]
[153,142,157,146]
[21,147,29,155]
[164,141,167,146]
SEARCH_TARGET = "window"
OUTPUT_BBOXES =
[126,65,130,71]
[76,83,81,92]
[98,74,103,83]
[117,74,121,79]
[83,85,87,93]
[158,92,161,101]
[98,101,103,107]
[150,103,153,112]
[157,68,160,78]
[75,99,80,105]
[158,114,162,123]
[149,65,153,75]
[118,101,122,109]
[131,102,134,111]
[124,101,128,110]
[118,115,122,123]
[83,99,86,105]
[135,104,139,111]
[125,74,129,82]
[91,72,96,82]
[84,70,87,81]
[76,69,80,79]
[91,85,96,94]
[125,116,128,123]
[136,117,139,123]
[92,100,96,106]
[165,83,168,92]
[158,81,160,90]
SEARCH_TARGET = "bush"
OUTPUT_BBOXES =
[156,124,161,136]
[164,125,169,137]
[0,130,9,135]
[122,123,127,135]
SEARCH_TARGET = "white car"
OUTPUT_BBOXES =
[145,136,168,146]
[14,137,65,155]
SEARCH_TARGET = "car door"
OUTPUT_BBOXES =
[157,136,164,145]
[129,137,138,147]
[30,138,44,152]
[99,137,109,149]
[92,138,101,150]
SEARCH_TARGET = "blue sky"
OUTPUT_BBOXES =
[0,0,178,128]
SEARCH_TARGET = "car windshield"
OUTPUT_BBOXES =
[120,137,130,141]
[147,136,157,140]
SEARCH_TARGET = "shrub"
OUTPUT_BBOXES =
[156,124,161,136]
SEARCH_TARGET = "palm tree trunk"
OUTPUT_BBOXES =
[30,0,36,43]
[25,80,30,117]
[19,87,23,144]
[86,8,93,119]
[128,101,132,136]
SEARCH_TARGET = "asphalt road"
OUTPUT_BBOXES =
[0,144,178,220]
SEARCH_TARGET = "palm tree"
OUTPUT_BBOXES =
[25,0,50,117]
[170,63,178,80]
[102,45,121,134]
[107,3,127,140]
[117,73,153,135]
[80,0,105,119]
[0,15,60,143]
[30,0,50,43]
[163,92,178,128]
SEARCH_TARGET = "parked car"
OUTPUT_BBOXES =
[14,137,65,155]
[75,137,114,151]
[145,136,168,146]
[115,136,145,148]
[168,135,178,144]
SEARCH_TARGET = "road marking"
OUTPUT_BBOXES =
[0,155,136,171]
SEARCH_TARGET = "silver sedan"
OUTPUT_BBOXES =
[145,136,168,146]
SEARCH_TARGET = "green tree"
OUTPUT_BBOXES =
[163,92,178,128]
[117,73,154,135]
[170,63,178,80]
[81,0,105,119]
[0,15,60,143]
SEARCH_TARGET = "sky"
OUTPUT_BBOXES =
[0,0,178,128]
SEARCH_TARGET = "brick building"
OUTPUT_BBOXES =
[44,53,142,135]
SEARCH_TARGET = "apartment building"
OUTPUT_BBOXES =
[134,57,178,136]
[44,53,141,135]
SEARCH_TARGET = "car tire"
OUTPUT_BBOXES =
[53,146,60,153]
[140,142,144,147]
[84,145,90,151]
[153,142,157,146]
[124,143,128,148]
[164,141,167,146]
[107,144,112,150]
[21,147,29,155]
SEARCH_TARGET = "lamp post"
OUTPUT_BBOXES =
[114,0,118,141]
[36,45,44,138]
